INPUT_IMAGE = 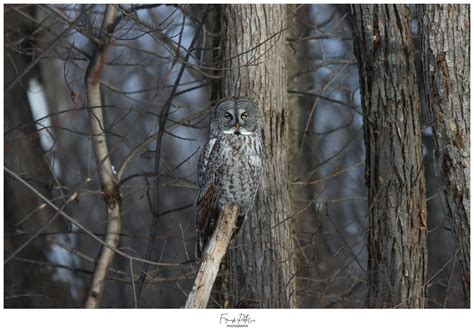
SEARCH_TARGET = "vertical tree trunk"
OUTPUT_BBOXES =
[286,4,303,184]
[222,4,298,308]
[286,3,304,307]
[418,4,470,306]
[351,4,428,308]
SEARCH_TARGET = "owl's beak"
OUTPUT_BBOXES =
[234,123,241,135]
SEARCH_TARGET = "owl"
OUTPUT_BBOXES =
[195,97,264,258]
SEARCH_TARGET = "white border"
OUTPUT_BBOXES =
[1,1,473,333]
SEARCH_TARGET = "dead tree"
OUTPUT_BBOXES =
[185,206,240,308]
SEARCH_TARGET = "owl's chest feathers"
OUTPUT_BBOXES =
[222,133,262,158]
[217,133,264,208]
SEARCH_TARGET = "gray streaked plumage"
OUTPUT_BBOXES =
[195,97,264,258]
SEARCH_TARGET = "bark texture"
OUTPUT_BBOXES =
[418,4,470,306]
[222,4,298,308]
[185,205,240,309]
[286,4,303,184]
[351,4,428,308]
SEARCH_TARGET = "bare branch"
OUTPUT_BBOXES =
[185,205,240,309]
[84,4,121,309]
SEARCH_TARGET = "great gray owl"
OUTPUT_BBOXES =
[195,97,264,258]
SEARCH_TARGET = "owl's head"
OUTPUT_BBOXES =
[210,97,261,136]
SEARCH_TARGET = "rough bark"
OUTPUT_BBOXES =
[418,4,470,306]
[286,4,303,184]
[351,4,428,308]
[222,4,298,308]
[185,205,240,309]
[84,5,122,308]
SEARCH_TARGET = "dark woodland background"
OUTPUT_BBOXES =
[3,4,470,308]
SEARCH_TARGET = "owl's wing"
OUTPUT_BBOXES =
[195,137,221,256]
[196,183,219,255]
[197,137,217,188]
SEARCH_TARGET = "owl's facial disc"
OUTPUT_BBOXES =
[214,98,259,136]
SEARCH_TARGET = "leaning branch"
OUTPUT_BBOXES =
[185,205,240,309]
[84,5,121,309]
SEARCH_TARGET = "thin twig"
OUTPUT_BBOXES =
[5,5,92,94]
[4,167,185,266]
[136,5,211,301]
[129,258,138,308]
[4,176,86,265]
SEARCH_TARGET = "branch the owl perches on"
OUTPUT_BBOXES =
[185,205,240,308]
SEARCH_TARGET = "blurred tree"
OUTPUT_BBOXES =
[4,4,76,307]
[418,4,470,307]
[286,3,306,307]
[351,4,428,308]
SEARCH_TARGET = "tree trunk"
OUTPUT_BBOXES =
[286,3,305,307]
[418,4,470,306]
[286,4,303,185]
[351,4,428,308]
[222,4,298,308]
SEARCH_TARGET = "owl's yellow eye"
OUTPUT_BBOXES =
[225,113,233,120]
[241,112,248,120]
